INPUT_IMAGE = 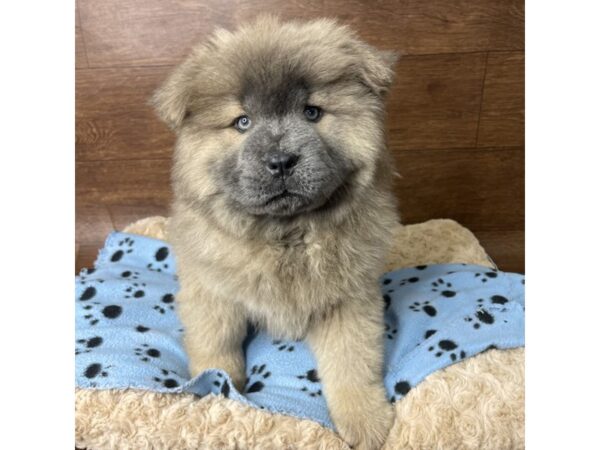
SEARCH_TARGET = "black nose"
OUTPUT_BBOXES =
[265,151,299,177]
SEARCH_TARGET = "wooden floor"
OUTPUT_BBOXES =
[76,0,524,274]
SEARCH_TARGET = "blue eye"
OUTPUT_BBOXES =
[304,106,322,122]
[234,115,252,132]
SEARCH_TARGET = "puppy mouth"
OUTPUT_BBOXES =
[264,190,304,206]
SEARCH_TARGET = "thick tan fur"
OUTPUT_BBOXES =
[155,17,401,449]
[75,217,524,450]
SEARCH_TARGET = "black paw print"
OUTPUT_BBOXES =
[124,282,146,299]
[120,270,140,280]
[383,294,391,310]
[153,293,175,314]
[424,329,437,339]
[385,323,398,340]
[409,301,437,317]
[474,269,499,283]
[428,339,466,362]
[465,301,496,329]
[415,265,428,271]
[382,277,392,285]
[75,336,103,355]
[245,364,271,393]
[81,304,122,326]
[490,295,509,305]
[390,379,412,402]
[399,276,420,286]
[212,372,230,397]
[297,369,322,397]
[79,286,97,302]
[110,237,134,262]
[431,278,456,297]
[272,340,296,352]
[134,344,161,362]
[83,362,112,379]
[147,246,170,272]
[153,368,180,389]
[136,324,151,333]
[78,268,104,285]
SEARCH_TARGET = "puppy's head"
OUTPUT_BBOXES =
[154,16,397,219]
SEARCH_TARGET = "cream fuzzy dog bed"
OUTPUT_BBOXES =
[75,218,524,450]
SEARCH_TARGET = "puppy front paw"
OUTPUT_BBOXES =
[331,385,394,450]
[188,352,246,392]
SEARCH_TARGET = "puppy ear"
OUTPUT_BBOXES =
[151,58,196,130]
[355,44,399,98]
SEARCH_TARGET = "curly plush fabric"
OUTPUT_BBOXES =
[75,217,524,450]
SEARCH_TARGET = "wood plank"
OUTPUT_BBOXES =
[75,205,114,273]
[477,52,524,148]
[76,5,88,69]
[76,67,174,161]
[78,0,523,67]
[76,159,172,206]
[473,229,524,273]
[108,204,170,231]
[76,205,115,245]
[393,147,524,231]
[387,52,487,150]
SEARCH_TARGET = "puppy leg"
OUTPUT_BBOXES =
[308,293,393,450]
[177,282,247,390]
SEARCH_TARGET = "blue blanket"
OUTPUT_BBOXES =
[75,232,525,429]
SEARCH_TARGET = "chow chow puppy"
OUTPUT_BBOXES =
[153,16,399,449]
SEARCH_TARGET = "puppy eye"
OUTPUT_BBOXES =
[233,115,252,132]
[304,106,322,122]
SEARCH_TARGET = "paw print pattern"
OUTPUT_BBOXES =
[134,344,161,362]
[81,303,123,326]
[147,246,170,272]
[428,339,466,362]
[297,369,322,397]
[272,340,296,352]
[383,294,391,310]
[124,282,146,299]
[135,325,151,333]
[153,368,180,389]
[153,293,175,314]
[474,269,499,283]
[424,329,437,339]
[79,286,97,302]
[431,278,456,297]
[110,237,134,262]
[78,268,104,285]
[399,276,420,286]
[409,301,437,317]
[212,372,230,397]
[385,323,398,340]
[83,363,112,379]
[75,336,103,355]
[245,364,271,393]
[120,270,140,280]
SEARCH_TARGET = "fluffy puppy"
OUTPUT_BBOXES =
[153,16,399,450]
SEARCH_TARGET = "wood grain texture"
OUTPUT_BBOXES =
[76,7,88,69]
[77,0,523,67]
[76,159,172,206]
[477,52,525,148]
[75,205,114,272]
[387,53,486,150]
[76,67,173,161]
[394,147,524,231]
[473,229,524,273]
